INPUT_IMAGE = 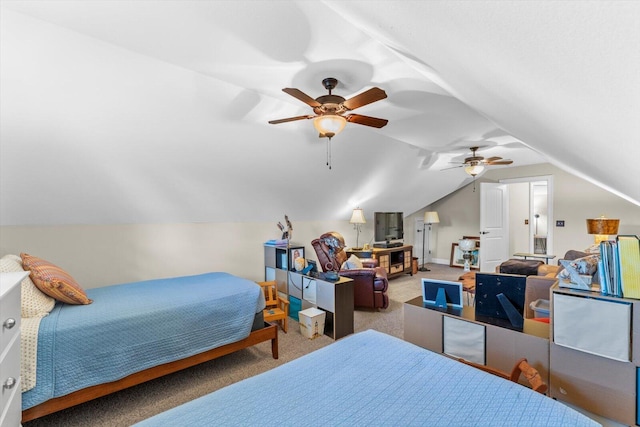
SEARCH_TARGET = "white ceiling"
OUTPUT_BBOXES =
[1,1,638,226]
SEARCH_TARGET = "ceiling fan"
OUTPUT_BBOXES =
[444,146,513,176]
[268,77,388,138]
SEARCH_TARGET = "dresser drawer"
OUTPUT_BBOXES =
[1,283,20,352]
[0,335,21,426]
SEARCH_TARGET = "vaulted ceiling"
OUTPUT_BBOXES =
[1,1,638,226]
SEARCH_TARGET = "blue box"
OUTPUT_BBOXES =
[289,296,301,322]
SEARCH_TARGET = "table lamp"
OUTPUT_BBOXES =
[586,216,619,244]
[349,208,366,250]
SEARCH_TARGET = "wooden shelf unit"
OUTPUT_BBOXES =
[403,297,550,388]
[371,245,413,279]
[550,285,640,426]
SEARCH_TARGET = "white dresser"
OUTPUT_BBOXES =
[1,272,26,427]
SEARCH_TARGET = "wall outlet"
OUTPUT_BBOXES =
[556,220,565,227]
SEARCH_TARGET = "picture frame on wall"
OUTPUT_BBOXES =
[450,243,480,269]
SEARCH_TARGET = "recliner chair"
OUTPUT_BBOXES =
[311,231,389,310]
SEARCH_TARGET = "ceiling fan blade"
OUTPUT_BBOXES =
[282,88,322,108]
[441,165,464,171]
[343,87,387,110]
[345,114,388,128]
[268,115,315,124]
[487,160,513,165]
[485,156,503,162]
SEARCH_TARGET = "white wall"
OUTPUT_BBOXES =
[0,220,372,289]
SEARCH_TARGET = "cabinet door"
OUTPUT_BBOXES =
[377,254,390,273]
[443,316,485,364]
[403,249,412,270]
[317,280,334,312]
[554,293,631,362]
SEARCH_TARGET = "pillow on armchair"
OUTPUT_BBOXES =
[341,254,364,270]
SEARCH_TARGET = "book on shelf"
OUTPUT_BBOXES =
[618,235,640,299]
[599,236,640,299]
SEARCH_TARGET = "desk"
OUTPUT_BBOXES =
[513,252,556,263]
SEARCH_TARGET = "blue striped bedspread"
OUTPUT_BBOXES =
[23,272,264,410]
[135,329,599,427]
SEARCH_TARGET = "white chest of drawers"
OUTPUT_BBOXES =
[1,272,27,427]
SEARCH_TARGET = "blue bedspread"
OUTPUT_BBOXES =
[136,330,599,427]
[23,272,264,410]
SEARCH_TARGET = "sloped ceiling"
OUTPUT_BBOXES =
[1,1,638,226]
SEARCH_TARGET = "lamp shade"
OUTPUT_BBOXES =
[424,211,440,224]
[465,164,485,176]
[349,208,366,224]
[586,217,619,235]
[313,114,346,137]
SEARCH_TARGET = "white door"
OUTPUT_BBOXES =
[480,182,509,272]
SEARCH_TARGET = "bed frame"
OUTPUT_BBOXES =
[22,323,278,423]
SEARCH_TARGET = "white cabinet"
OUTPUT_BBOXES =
[1,271,27,427]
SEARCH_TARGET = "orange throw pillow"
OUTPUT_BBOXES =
[20,253,92,305]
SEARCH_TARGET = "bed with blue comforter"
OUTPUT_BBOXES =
[22,272,277,422]
[136,329,599,427]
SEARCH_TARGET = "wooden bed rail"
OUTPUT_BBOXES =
[22,323,278,423]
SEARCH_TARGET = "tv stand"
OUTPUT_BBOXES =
[371,245,413,279]
[373,242,400,248]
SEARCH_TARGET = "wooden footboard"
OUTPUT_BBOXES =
[22,323,278,423]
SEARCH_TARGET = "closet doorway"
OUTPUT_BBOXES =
[501,175,554,258]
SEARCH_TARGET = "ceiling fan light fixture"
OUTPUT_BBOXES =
[313,114,346,138]
[465,164,484,176]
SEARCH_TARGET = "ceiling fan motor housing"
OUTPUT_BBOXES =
[314,94,346,115]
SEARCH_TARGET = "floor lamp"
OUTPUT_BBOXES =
[420,211,440,271]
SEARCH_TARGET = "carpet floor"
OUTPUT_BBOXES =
[23,264,464,427]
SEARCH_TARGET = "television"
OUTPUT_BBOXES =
[421,278,463,309]
[374,212,404,243]
[475,272,527,330]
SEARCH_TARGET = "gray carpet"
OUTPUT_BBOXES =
[23,264,462,427]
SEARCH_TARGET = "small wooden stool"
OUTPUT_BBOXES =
[458,271,476,306]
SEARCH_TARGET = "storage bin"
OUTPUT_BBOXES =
[298,307,326,339]
[530,299,550,318]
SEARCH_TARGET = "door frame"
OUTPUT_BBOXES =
[499,175,554,258]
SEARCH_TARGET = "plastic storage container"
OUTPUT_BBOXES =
[530,299,550,318]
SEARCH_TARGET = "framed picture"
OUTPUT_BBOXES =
[450,243,480,269]
[289,247,304,271]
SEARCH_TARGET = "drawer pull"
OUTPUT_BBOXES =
[3,377,16,389]
[3,318,16,329]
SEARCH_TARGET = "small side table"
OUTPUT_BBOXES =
[513,252,556,263]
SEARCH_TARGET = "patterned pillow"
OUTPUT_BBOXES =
[0,254,56,317]
[20,253,92,305]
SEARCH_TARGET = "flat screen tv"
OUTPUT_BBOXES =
[374,212,404,243]
[421,278,463,309]
[475,272,527,330]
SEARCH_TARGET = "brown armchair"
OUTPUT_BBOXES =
[311,232,389,310]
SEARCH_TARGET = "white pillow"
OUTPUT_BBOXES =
[0,254,55,318]
[341,254,364,270]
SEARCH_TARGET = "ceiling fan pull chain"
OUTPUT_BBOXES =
[326,137,332,169]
